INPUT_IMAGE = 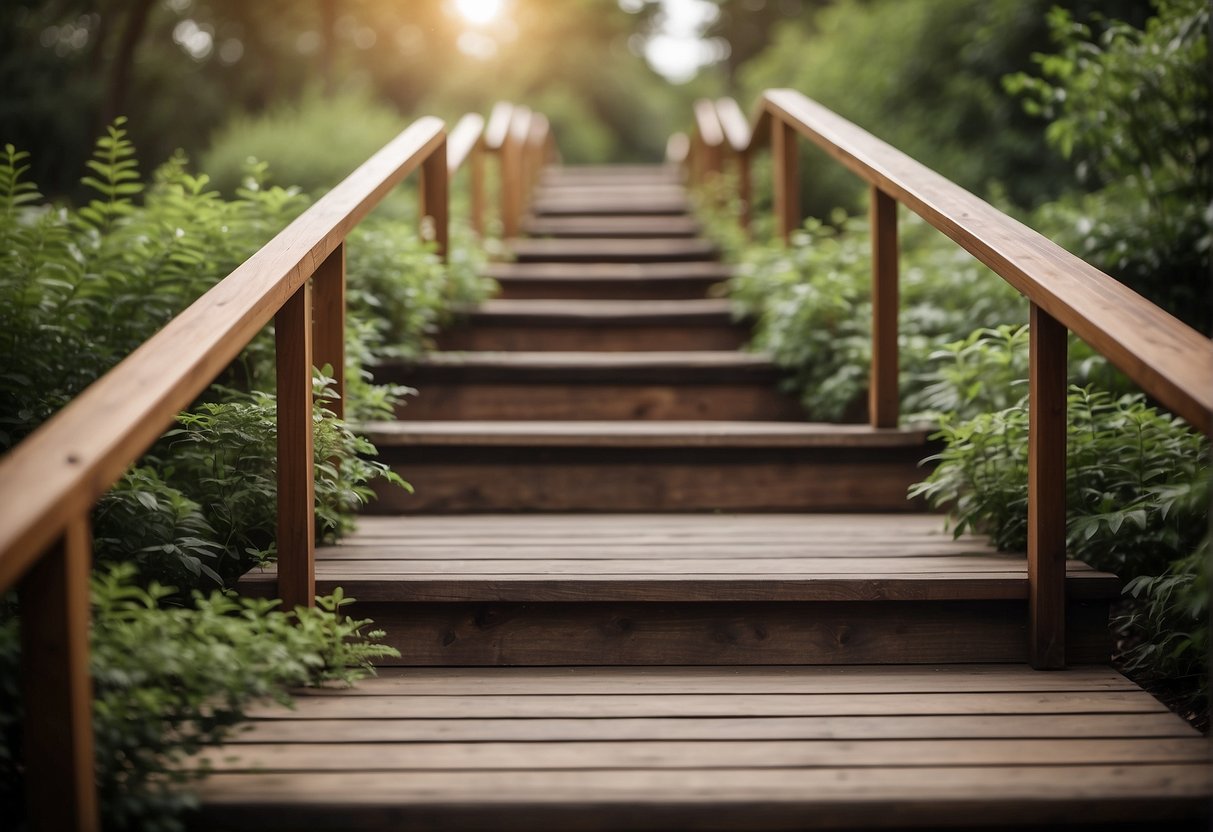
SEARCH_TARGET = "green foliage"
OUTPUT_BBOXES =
[1006,0,1211,330]
[200,88,407,196]
[0,565,399,831]
[737,0,1084,216]
[728,211,1025,421]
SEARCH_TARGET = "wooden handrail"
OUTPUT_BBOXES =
[678,89,1213,671]
[0,104,547,831]
[447,113,486,236]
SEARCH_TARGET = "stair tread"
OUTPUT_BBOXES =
[486,261,731,280]
[523,216,699,238]
[362,420,930,448]
[460,298,734,322]
[409,351,776,371]
[508,237,716,262]
[239,514,1120,603]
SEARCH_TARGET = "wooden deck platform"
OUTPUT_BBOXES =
[189,664,1210,831]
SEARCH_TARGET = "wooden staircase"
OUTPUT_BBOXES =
[209,164,1207,830]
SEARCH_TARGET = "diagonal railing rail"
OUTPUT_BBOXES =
[676,90,1213,672]
[0,102,551,832]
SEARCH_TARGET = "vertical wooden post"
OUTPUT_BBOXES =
[420,137,449,264]
[772,117,799,244]
[20,516,99,832]
[500,131,521,238]
[311,243,345,420]
[276,282,315,611]
[1029,303,1068,669]
[737,150,752,235]
[869,186,899,428]
[470,144,485,237]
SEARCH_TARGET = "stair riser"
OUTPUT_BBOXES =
[494,278,722,301]
[391,383,806,421]
[513,250,715,264]
[436,324,748,352]
[368,447,930,513]
[357,600,1111,666]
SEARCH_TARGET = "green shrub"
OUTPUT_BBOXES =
[0,566,399,831]
[728,211,1026,421]
[200,88,407,196]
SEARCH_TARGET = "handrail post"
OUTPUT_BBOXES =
[312,243,346,420]
[1029,303,1068,669]
[20,516,99,832]
[737,148,752,235]
[771,116,799,243]
[421,136,450,264]
[275,281,316,611]
[869,186,899,427]
[470,142,486,237]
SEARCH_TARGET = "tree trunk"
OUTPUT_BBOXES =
[103,0,155,125]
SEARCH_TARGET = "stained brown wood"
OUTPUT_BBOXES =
[869,186,899,428]
[19,517,99,832]
[760,89,1213,433]
[446,113,484,176]
[488,261,729,300]
[523,216,699,238]
[275,281,316,610]
[772,116,799,243]
[1030,303,1069,669]
[509,237,716,263]
[363,420,930,448]
[531,195,690,216]
[420,136,449,262]
[311,243,345,419]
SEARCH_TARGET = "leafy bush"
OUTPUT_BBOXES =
[0,566,399,831]
[200,88,407,196]
[728,211,1026,421]
[1006,0,1211,331]
[909,328,1210,709]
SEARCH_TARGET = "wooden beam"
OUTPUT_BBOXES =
[20,516,99,832]
[1029,303,1068,669]
[421,136,450,263]
[276,282,316,611]
[771,117,799,244]
[869,186,899,428]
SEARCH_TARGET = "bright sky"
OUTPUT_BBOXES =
[640,0,720,83]
[450,0,719,82]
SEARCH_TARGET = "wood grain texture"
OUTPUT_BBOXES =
[760,89,1213,433]
[869,186,899,428]
[0,115,447,592]
[19,517,99,832]
[771,117,800,243]
[1030,303,1069,669]
[275,281,315,610]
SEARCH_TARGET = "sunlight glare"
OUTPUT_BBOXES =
[453,0,504,27]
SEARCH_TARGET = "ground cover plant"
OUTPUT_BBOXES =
[0,118,492,827]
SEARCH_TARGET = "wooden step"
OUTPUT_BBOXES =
[377,351,806,421]
[194,664,1206,831]
[508,237,716,263]
[360,421,935,512]
[530,195,690,216]
[437,299,746,352]
[487,261,730,300]
[239,514,1119,666]
[523,216,700,238]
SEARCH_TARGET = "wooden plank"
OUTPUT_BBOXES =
[420,135,449,262]
[339,600,1111,665]
[446,113,484,176]
[275,281,315,610]
[508,237,717,263]
[1030,303,1068,669]
[246,689,1165,719]
[522,216,699,238]
[228,712,1200,744]
[362,420,930,448]
[762,89,1213,433]
[772,116,799,243]
[485,262,731,281]
[530,197,690,216]
[295,664,1141,695]
[196,736,1212,772]
[869,186,899,428]
[460,298,736,321]
[436,321,747,352]
[19,516,99,832]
